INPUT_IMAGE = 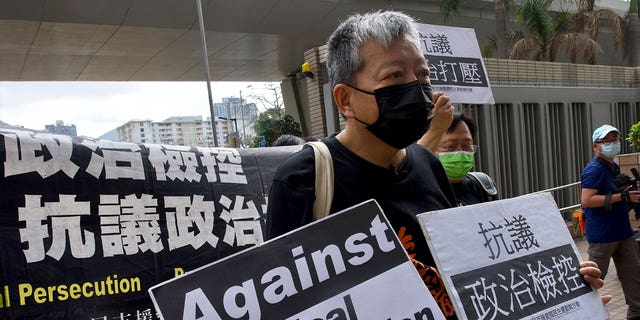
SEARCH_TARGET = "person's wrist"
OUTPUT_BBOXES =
[621,190,631,203]
[604,192,613,211]
[429,125,447,133]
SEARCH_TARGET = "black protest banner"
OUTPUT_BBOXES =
[0,128,299,320]
[150,199,446,320]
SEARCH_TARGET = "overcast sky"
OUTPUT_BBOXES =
[0,81,277,138]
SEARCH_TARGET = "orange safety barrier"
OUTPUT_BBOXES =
[573,210,585,232]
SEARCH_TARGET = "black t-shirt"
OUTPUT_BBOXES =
[451,174,494,206]
[267,136,456,258]
[266,136,459,318]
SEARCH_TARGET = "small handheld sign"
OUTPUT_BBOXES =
[416,23,495,105]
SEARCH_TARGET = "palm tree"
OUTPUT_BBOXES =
[568,0,625,64]
[495,0,509,58]
[440,0,510,58]
[482,31,524,57]
[509,0,601,62]
[627,0,640,66]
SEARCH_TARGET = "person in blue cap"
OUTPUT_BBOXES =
[581,124,640,319]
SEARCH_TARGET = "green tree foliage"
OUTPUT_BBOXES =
[245,82,301,147]
[250,111,302,147]
[482,31,524,58]
[627,121,640,152]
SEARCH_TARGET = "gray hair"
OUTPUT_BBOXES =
[272,134,305,146]
[326,11,421,88]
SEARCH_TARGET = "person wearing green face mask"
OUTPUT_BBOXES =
[439,148,474,181]
[421,113,498,206]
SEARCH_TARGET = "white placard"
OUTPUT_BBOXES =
[416,23,495,105]
[419,193,608,320]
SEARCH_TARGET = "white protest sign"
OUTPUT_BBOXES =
[149,199,446,320]
[416,23,495,104]
[418,193,608,320]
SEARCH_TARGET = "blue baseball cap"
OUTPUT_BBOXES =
[592,125,619,143]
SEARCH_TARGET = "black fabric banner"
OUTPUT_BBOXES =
[0,128,299,319]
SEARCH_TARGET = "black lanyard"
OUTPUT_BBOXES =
[593,156,619,176]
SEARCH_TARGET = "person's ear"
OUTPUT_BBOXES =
[333,83,355,119]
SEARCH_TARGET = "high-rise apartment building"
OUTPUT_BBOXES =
[115,116,238,147]
[117,120,153,144]
[213,97,259,143]
[152,116,203,146]
[45,120,77,136]
[113,97,260,147]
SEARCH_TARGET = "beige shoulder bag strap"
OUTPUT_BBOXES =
[304,141,334,220]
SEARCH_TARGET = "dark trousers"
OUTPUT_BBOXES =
[588,236,640,320]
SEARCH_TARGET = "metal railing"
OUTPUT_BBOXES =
[534,181,582,213]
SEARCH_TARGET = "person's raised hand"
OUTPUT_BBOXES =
[429,92,453,136]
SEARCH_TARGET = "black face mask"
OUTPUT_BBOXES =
[348,80,434,149]
[421,83,434,104]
